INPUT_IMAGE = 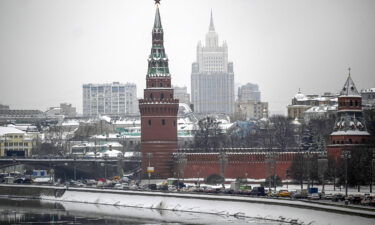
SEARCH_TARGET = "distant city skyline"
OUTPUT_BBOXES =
[1,0,374,115]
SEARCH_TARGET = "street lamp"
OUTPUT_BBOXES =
[147,153,153,187]
[318,152,328,193]
[219,151,228,188]
[176,152,187,191]
[341,150,351,197]
[370,148,375,193]
[303,152,314,189]
[266,153,277,192]
[73,157,77,180]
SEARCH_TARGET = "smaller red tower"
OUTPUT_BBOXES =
[327,69,370,159]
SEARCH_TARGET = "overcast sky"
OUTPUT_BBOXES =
[0,0,374,114]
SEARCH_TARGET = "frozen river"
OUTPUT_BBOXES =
[0,197,293,225]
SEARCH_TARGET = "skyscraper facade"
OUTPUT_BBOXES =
[82,82,137,117]
[238,83,261,103]
[173,86,190,105]
[191,13,235,115]
[138,2,179,179]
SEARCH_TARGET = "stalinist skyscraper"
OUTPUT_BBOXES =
[191,12,235,115]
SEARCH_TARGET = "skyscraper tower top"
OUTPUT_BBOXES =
[209,10,215,31]
[205,11,219,48]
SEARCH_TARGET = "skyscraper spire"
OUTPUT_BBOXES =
[209,10,215,31]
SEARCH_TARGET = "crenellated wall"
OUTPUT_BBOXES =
[176,152,315,180]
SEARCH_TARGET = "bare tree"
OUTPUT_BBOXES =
[268,115,295,151]
[192,117,227,151]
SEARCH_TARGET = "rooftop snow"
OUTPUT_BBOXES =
[0,126,24,135]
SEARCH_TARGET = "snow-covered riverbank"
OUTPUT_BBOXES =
[41,187,375,225]
[1,184,374,225]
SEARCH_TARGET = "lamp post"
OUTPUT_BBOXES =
[341,150,351,197]
[176,152,187,191]
[147,153,153,187]
[219,151,228,188]
[266,153,277,192]
[370,148,375,193]
[318,152,328,193]
[303,152,313,190]
[73,156,77,180]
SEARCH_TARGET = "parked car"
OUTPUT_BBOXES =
[307,193,320,200]
[349,195,363,204]
[278,190,291,198]
[148,184,157,190]
[332,194,345,202]
[321,193,333,200]
[291,189,308,199]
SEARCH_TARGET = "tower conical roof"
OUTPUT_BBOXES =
[340,73,360,97]
[147,3,169,77]
[209,10,215,31]
[154,6,162,29]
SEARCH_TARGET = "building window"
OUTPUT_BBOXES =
[162,119,166,125]
[148,120,152,126]
[150,93,153,100]
[161,93,164,100]
[173,120,176,127]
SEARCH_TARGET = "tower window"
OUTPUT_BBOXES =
[160,83,163,87]
[161,93,164,100]
[173,120,176,127]
[162,119,166,125]
[150,93,153,100]
[148,120,152,126]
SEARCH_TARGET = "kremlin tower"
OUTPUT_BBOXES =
[138,1,179,179]
[327,69,370,158]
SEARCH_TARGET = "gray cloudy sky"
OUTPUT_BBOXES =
[0,0,374,114]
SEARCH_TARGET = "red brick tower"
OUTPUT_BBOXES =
[139,1,179,179]
[327,69,370,158]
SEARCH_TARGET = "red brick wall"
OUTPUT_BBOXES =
[178,152,300,180]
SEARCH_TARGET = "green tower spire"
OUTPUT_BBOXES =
[147,3,170,77]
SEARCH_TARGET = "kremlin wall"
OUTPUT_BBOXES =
[139,2,371,180]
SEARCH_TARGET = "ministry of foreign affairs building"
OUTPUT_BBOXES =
[191,12,235,115]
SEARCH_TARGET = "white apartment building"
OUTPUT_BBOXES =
[82,82,138,117]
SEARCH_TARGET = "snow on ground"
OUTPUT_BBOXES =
[41,188,375,225]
